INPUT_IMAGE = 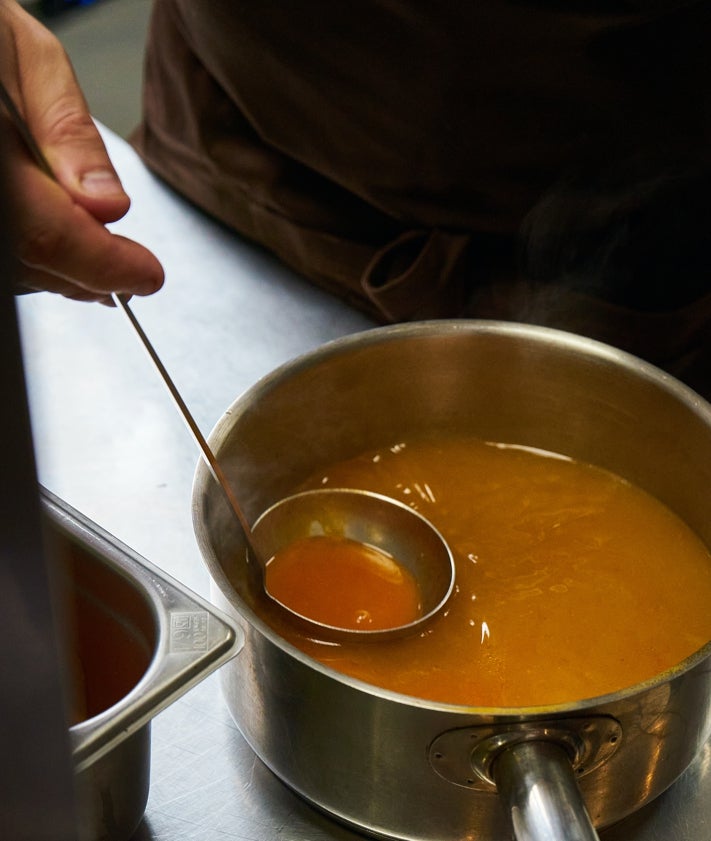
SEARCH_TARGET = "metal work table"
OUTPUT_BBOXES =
[17,127,711,841]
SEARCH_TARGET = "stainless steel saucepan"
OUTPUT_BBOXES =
[192,320,711,841]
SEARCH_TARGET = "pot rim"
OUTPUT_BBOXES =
[193,319,711,717]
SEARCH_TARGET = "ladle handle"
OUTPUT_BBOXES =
[493,740,600,841]
[0,79,265,572]
[111,294,257,551]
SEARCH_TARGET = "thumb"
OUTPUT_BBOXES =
[12,6,130,224]
[45,109,131,226]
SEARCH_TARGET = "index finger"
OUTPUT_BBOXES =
[14,155,164,299]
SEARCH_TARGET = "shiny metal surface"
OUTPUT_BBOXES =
[494,741,599,841]
[193,321,711,840]
[111,292,258,560]
[430,717,623,792]
[16,126,711,840]
[251,488,455,640]
[47,491,240,773]
[44,489,241,840]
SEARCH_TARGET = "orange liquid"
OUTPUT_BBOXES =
[51,529,155,724]
[258,436,711,707]
[266,534,421,630]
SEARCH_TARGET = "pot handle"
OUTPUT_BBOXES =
[493,740,600,841]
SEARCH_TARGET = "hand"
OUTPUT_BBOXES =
[1,0,164,303]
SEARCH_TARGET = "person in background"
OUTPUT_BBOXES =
[2,0,709,397]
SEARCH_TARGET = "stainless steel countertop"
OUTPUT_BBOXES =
[17,127,711,841]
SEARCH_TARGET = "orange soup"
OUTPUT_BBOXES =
[265,534,421,631]
[257,436,711,707]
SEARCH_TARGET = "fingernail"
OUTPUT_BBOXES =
[80,168,124,197]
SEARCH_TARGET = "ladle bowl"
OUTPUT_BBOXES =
[110,294,455,639]
[251,488,455,641]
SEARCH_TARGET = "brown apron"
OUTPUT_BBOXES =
[131,0,711,399]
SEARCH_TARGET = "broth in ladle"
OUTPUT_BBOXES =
[254,436,711,707]
[265,534,422,631]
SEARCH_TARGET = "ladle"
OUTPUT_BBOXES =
[0,79,454,640]
[111,293,454,640]
[113,296,455,640]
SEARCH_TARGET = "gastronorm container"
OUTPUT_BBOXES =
[43,489,242,841]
